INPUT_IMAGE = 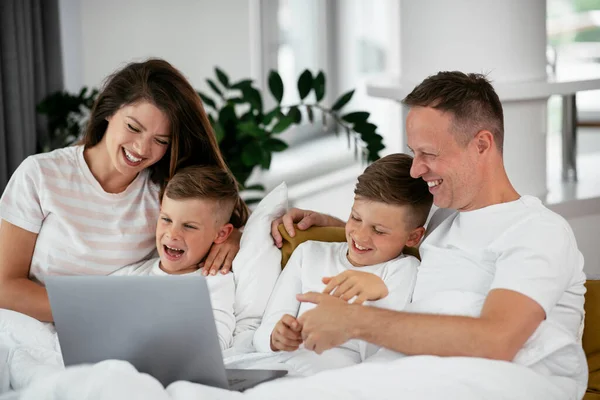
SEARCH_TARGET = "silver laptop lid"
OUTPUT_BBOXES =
[46,275,228,388]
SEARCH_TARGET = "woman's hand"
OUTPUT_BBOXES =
[201,228,242,276]
[270,208,345,248]
[322,270,389,304]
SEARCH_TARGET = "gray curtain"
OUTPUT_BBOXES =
[0,0,64,193]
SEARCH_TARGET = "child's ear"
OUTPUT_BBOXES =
[213,223,234,244]
[405,226,425,248]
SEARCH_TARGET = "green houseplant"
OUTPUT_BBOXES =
[199,68,385,192]
[36,68,385,192]
[36,87,98,153]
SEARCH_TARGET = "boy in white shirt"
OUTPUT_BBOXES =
[112,165,247,350]
[253,153,433,375]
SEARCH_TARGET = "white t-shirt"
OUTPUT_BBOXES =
[111,259,235,351]
[0,146,160,284]
[412,196,587,393]
[254,241,419,361]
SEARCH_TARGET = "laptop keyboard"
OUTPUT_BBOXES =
[228,378,246,386]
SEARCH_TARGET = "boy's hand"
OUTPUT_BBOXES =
[322,270,389,305]
[270,314,303,352]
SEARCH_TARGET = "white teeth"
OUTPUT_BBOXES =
[165,245,183,252]
[124,149,142,163]
[355,242,368,251]
[427,180,442,187]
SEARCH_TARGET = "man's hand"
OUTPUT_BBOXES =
[270,208,331,248]
[270,314,303,352]
[322,270,389,304]
[201,228,242,276]
[296,292,355,354]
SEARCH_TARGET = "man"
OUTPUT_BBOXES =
[270,71,587,398]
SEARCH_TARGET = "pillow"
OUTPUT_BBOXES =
[231,182,288,336]
[279,225,421,268]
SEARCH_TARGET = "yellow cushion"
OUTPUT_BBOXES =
[585,280,600,396]
[279,225,347,268]
[278,224,420,268]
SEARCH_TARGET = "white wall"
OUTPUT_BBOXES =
[566,215,600,277]
[59,0,255,92]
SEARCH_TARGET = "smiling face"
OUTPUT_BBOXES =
[345,197,424,267]
[102,101,171,182]
[156,196,232,274]
[406,106,482,211]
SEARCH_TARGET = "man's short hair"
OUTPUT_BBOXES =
[354,153,433,229]
[163,165,246,227]
[402,71,505,153]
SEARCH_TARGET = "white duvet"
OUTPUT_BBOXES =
[0,290,587,399]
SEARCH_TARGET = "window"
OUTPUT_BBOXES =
[260,0,401,150]
[547,0,600,125]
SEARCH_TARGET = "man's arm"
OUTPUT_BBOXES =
[298,288,545,360]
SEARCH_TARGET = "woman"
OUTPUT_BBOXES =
[0,58,248,322]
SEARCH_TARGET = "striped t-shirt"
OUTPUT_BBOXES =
[0,145,160,284]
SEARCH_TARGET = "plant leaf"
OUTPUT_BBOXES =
[366,141,385,161]
[268,70,284,104]
[231,79,254,90]
[215,67,230,88]
[198,91,216,109]
[263,108,280,125]
[218,104,237,126]
[244,184,265,191]
[297,69,313,101]
[331,90,355,111]
[287,106,302,124]
[241,141,265,167]
[226,97,246,105]
[342,111,370,124]
[265,138,288,152]
[212,121,225,143]
[237,121,265,138]
[260,152,272,169]
[242,87,263,113]
[206,79,223,97]
[271,116,294,134]
[353,122,378,135]
[313,71,326,102]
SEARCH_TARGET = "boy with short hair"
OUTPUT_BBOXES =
[253,153,433,375]
[112,165,247,350]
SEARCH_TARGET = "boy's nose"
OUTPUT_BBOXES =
[167,226,182,239]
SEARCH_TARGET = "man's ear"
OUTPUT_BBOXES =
[405,226,425,248]
[213,223,234,244]
[474,130,493,154]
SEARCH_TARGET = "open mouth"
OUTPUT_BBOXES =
[352,239,372,254]
[427,179,443,192]
[122,147,144,166]
[163,244,185,261]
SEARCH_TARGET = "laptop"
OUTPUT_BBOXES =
[46,275,287,391]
